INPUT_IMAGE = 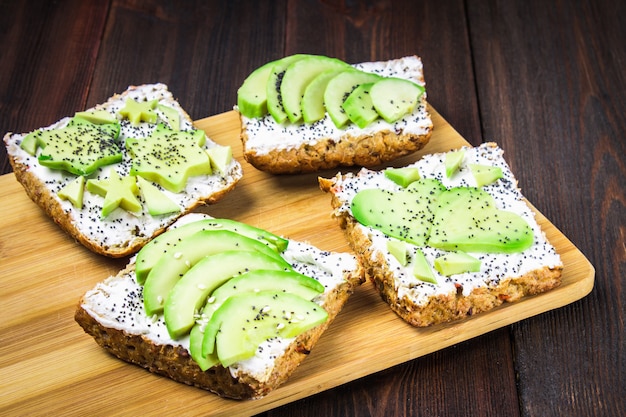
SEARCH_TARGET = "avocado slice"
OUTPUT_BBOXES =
[324,69,382,128]
[266,54,308,124]
[163,250,293,339]
[202,291,328,367]
[280,55,350,123]
[445,149,465,178]
[469,163,503,187]
[384,167,421,188]
[237,59,280,118]
[86,170,142,217]
[301,68,344,123]
[413,249,437,284]
[341,82,379,128]
[135,218,289,284]
[142,229,291,316]
[57,175,85,209]
[369,77,425,123]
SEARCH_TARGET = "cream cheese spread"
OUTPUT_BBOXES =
[81,215,359,382]
[240,56,433,155]
[4,84,243,251]
[330,143,562,305]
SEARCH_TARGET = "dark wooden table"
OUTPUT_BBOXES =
[1,1,624,416]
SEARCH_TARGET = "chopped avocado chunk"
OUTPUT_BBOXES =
[202,291,328,367]
[86,170,141,217]
[156,104,180,130]
[387,240,408,266]
[75,110,116,124]
[33,117,121,176]
[206,145,232,174]
[384,167,421,188]
[434,251,481,276]
[136,176,180,216]
[126,124,212,193]
[20,132,39,155]
[369,77,424,123]
[57,176,85,209]
[118,98,158,125]
[469,163,503,186]
[445,149,465,178]
[413,249,437,283]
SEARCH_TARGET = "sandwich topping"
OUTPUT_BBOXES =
[239,55,433,155]
[81,215,358,381]
[5,84,242,250]
[330,143,562,305]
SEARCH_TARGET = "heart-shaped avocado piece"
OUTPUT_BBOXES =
[351,179,534,254]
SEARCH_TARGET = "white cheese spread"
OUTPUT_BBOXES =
[330,143,562,305]
[240,56,433,155]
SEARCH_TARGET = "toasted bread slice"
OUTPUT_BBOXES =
[320,143,563,326]
[75,214,364,399]
[239,56,433,174]
[4,84,243,257]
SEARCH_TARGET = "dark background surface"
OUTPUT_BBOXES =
[1,1,624,416]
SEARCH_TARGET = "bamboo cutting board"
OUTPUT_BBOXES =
[0,107,594,416]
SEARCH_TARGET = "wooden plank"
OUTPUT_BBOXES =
[467,1,626,416]
[0,0,109,175]
[0,107,594,416]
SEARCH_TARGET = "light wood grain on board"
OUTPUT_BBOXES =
[0,107,594,416]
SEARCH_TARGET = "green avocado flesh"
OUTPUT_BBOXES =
[324,70,382,128]
[351,178,533,254]
[369,77,425,123]
[281,55,350,123]
[142,229,291,316]
[135,218,289,284]
[134,218,330,370]
[434,251,481,276]
[237,53,427,129]
[126,124,212,194]
[22,116,121,176]
[163,250,293,339]
[136,176,180,216]
[86,170,141,217]
[201,291,328,367]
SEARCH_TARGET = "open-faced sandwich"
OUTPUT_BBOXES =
[3,84,242,257]
[237,54,433,174]
[320,142,563,326]
[75,214,364,399]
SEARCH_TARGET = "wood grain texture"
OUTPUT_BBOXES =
[467,1,626,416]
[0,0,108,175]
[0,0,622,416]
[0,108,593,416]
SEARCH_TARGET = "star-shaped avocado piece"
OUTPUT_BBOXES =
[126,124,212,193]
[86,169,142,217]
[22,116,121,175]
[118,98,158,125]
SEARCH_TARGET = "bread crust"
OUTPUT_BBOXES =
[4,84,242,257]
[242,121,432,174]
[319,154,564,327]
